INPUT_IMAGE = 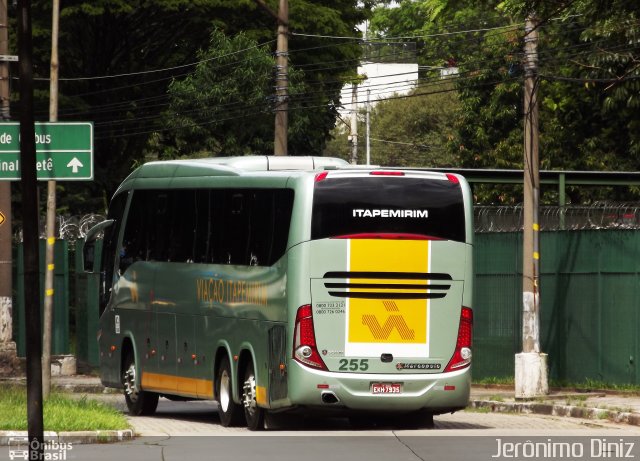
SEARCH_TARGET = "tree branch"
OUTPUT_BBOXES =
[253,0,279,22]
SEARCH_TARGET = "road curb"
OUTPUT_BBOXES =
[470,399,640,427]
[0,429,134,445]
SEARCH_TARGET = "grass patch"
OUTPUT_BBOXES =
[565,395,589,405]
[478,377,640,393]
[488,395,504,402]
[550,378,640,393]
[473,376,514,386]
[464,406,491,414]
[0,385,129,432]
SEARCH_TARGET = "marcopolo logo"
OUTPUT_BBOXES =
[352,209,429,219]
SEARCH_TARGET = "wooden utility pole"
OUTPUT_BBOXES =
[42,0,60,398]
[0,0,17,377]
[349,84,358,164]
[254,0,288,155]
[274,0,288,156]
[17,0,45,455]
[516,13,548,399]
[366,89,371,166]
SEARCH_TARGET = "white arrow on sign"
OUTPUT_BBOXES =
[66,157,84,173]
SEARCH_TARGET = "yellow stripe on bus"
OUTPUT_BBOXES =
[256,386,267,406]
[141,372,214,399]
[348,239,429,344]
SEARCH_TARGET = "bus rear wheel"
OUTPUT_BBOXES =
[122,352,158,416]
[241,362,265,431]
[216,356,244,427]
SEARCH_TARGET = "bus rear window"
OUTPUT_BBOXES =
[311,176,466,243]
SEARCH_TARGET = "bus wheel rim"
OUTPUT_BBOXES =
[124,363,139,403]
[220,370,231,412]
[242,372,257,415]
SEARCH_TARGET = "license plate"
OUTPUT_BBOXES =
[371,382,402,394]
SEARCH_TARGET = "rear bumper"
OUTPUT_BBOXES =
[287,361,471,412]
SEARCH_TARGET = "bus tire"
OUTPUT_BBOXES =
[216,356,244,427]
[241,361,265,431]
[122,352,159,416]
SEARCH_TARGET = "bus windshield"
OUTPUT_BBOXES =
[311,175,466,243]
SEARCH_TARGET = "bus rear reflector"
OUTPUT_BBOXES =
[293,305,328,370]
[444,307,473,372]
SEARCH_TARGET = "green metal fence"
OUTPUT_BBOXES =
[74,239,101,367]
[474,230,640,385]
[13,230,640,384]
[16,239,70,357]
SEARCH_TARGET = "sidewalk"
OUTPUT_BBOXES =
[470,385,640,426]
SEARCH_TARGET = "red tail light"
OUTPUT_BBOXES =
[444,307,473,372]
[293,305,327,370]
[370,171,404,176]
[446,173,460,184]
[331,233,442,240]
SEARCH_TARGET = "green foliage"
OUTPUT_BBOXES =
[162,31,278,157]
[162,30,316,158]
[370,0,640,203]
[323,83,459,167]
[368,84,460,167]
[17,1,370,214]
[0,385,129,431]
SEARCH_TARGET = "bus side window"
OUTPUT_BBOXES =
[166,190,196,263]
[100,192,127,315]
[198,188,293,267]
[246,189,294,267]
[119,190,152,273]
[192,190,212,263]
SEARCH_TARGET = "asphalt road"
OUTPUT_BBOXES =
[4,397,640,461]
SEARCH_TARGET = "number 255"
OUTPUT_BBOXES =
[338,358,369,371]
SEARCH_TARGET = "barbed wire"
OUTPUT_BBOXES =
[12,205,640,242]
[475,203,640,232]
[14,214,107,245]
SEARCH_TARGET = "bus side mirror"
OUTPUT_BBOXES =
[82,219,114,273]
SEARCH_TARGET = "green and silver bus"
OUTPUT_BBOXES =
[84,156,473,430]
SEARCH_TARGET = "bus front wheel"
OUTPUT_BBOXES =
[216,356,244,427]
[122,352,158,416]
[242,362,265,431]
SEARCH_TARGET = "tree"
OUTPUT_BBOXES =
[162,30,310,158]
[324,83,460,166]
[369,0,640,203]
[15,0,372,214]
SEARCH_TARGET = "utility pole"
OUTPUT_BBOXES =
[42,0,60,398]
[366,89,371,166]
[17,0,45,456]
[274,0,288,156]
[0,0,17,377]
[254,0,288,156]
[516,13,548,399]
[349,84,358,164]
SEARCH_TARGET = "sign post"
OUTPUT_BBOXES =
[0,122,93,180]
